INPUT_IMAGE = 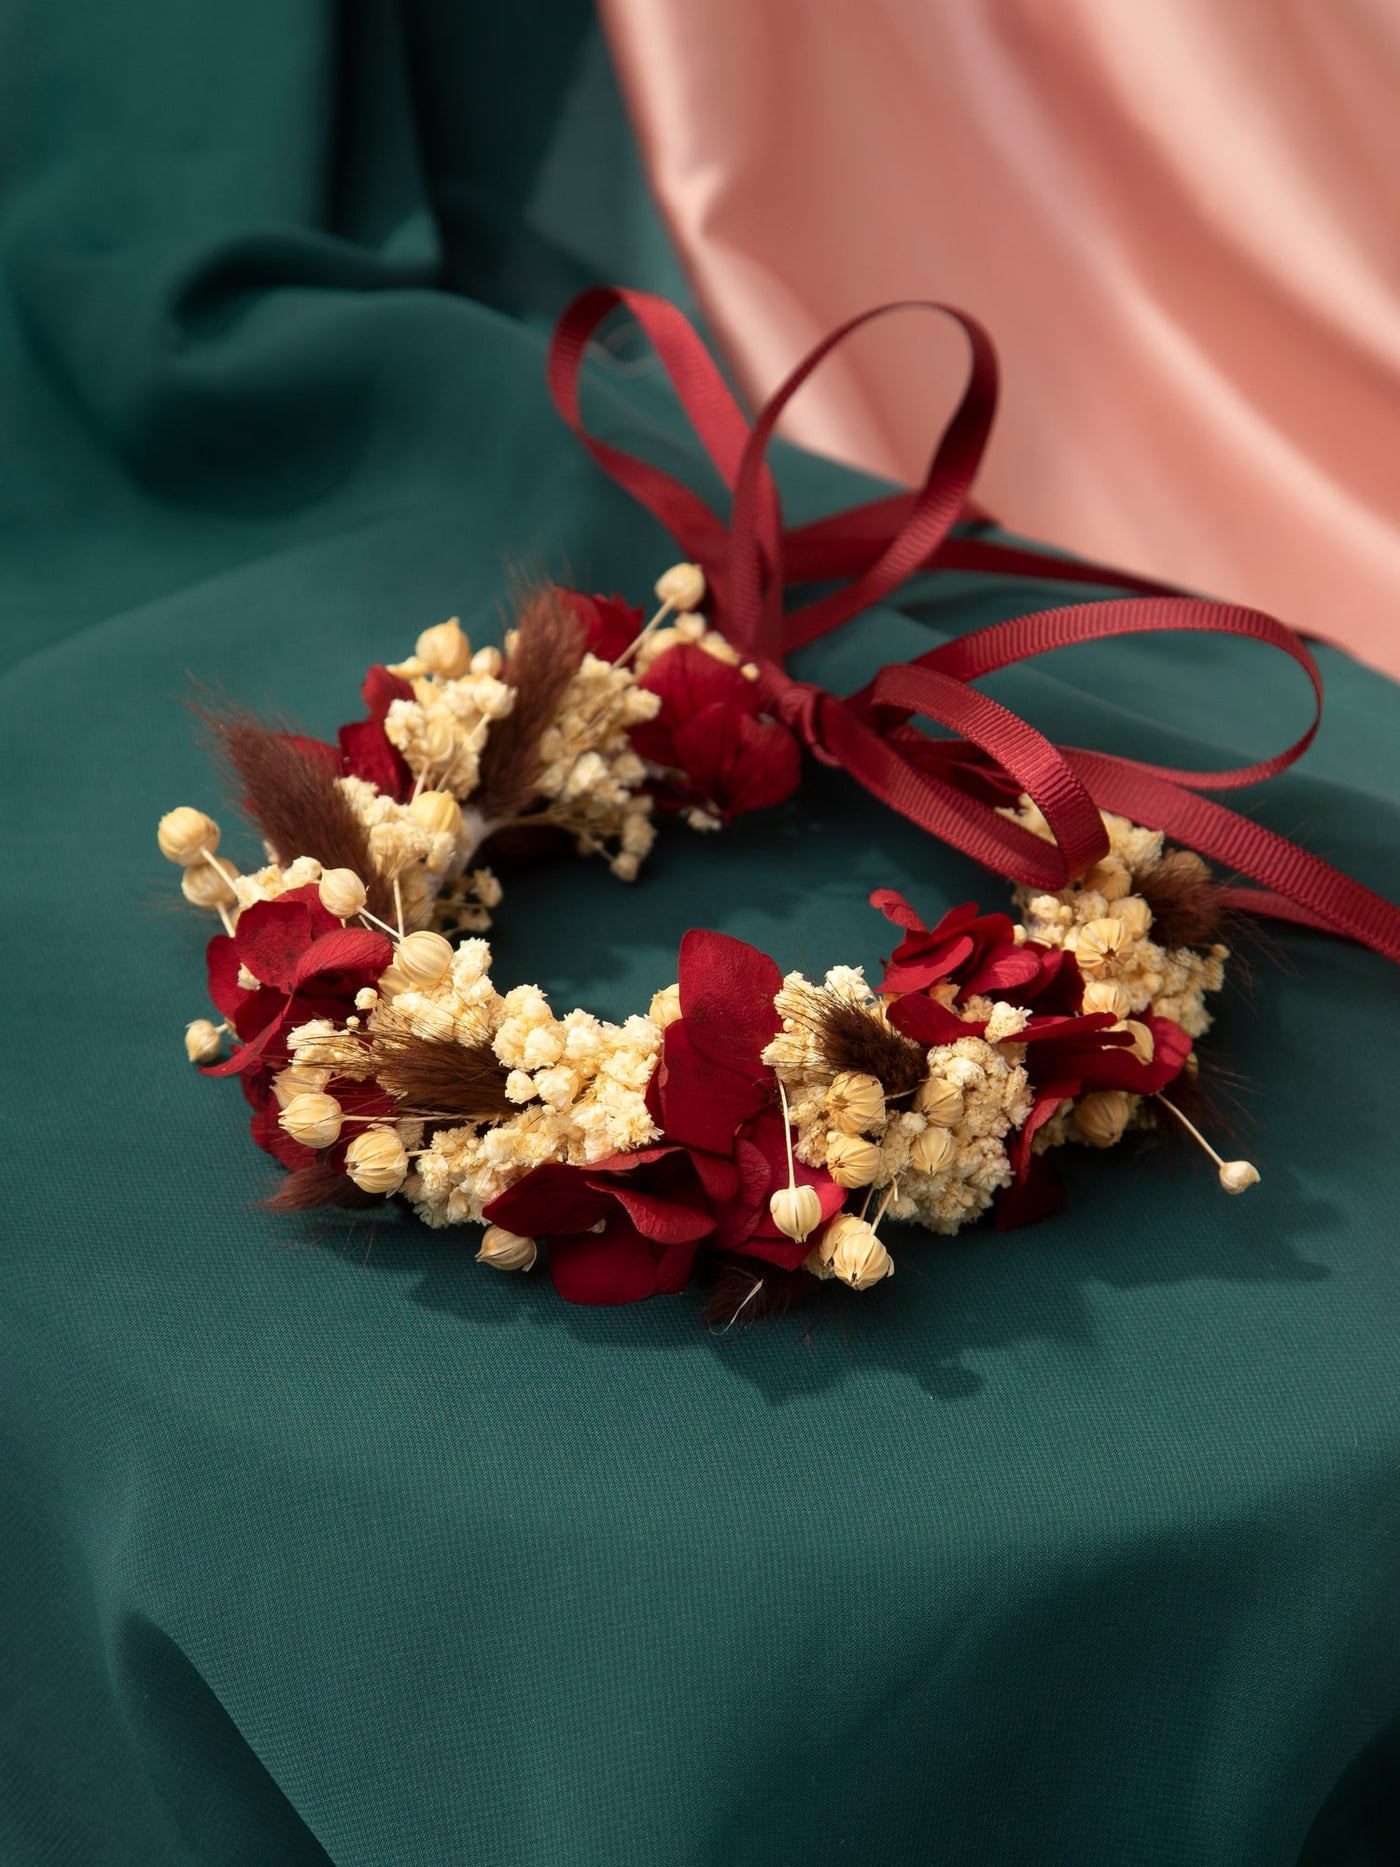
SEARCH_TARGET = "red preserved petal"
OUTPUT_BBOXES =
[546,1213,701,1306]
[676,929,782,1077]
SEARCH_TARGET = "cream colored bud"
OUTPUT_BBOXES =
[1219,1159,1260,1195]
[1116,896,1152,940]
[272,1064,332,1108]
[476,1224,538,1272]
[828,1071,886,1135]
[158,807,220,866]
[654,561,706,612]
[407,790,462,839]
[1072,1089,1135,1148]
[648,983,683,1028]
[769,1184,823,1243]
[1122,1020,1155,1064]
[825,1133,882,1187]
[366,822,409,877]
[183,1019,224,1064]
[345,1128,408,1195]
[470,645,503,678]
[280,1092,344,1149]
[910,1126,955,1174]
[318,868,367,920]
[414,617,472,678]
[421,715,457,768]
[376,965,410,998]
[1075,917,1126,976]
[1081,979,1131,1019]
[180,861,236,909]
[824,1214,894,1291]
[406,999,456,1044]
[396,930,453,988]
[1083,857,1131,901]
[915,1077,964,1127]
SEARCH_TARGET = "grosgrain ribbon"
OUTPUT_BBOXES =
[547,286,1400,966]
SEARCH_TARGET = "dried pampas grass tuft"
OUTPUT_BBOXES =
[473,584,585,824]
[369,1012,516,1122]
[704,1260,810,1332]
[199,702,394,922]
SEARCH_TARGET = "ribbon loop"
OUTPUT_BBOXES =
[547,287,1400,971]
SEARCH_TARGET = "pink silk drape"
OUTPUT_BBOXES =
[599,0,1400,676]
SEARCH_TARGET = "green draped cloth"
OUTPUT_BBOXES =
[4,4,1400,1862]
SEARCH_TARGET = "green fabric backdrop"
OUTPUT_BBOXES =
[3,4,1400,1862]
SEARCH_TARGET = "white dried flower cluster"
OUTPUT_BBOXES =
[527,650,662,881]
[230,854,324,915]
[337,775,470,931]
[382,664,515,796]
[761,964,1033,1238]
[1006,798,1226,1038]
[629,609,759,683]
[360,939,665,1227]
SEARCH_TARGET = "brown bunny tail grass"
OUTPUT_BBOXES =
[199,702,395,922]
[473,584,586,824]
[807,991,930,1099]
[369,1014,517,1123]
[1134,849,1232,952]
[705,1260,810,1331]
[264,1163,386,1212]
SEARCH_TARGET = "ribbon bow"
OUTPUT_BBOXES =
[549,286,1400,965]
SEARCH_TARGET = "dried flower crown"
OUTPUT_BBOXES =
[156,285,1400,1317]
[160,562,1259,1312]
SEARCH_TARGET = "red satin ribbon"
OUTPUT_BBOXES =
[547,287,1400,966]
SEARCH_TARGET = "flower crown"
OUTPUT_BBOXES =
[157,287,1400,1316]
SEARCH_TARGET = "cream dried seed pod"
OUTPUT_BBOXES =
[1072,1089,1135,1148]
[158,806,220,865]
[910,1126,955,1174]
[654,562,706,611]
[470,645,503,678]
[345,1128,408,1195]
[1122,1020,1155,1064]
[318,868,367,920]
[476,1224,538,1272]
[415,617,473,678]
[1081,979,1132,1019]
[183,1019,225,1064]
[915,1078,964,1127]
[1116,896,1152,941]
[271,1064,333,1108]
[280,1092,344,1149]
[1219,1160,1260,1195]
[1076,917,1126,976]
[828,1071,885,1135]
[648,983,683,1028]
[396,931,453,988]
[181,861,237,910]
[769,1184,823,1243]
[825,1133,882,1187]
[824,1214,894,1291]
[407,790,463,839]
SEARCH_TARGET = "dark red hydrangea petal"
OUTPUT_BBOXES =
[292,927,394,990]
[484,1161,614,1238]
[708,1113,846,1261]
[887,994,982,1047]
[606,1180,715,1246]
[657,1024,768,1154]
[962,944,1046,995]
[641,642,757,725]
[869,888,930,934]
[233,887,340,989]
[676,930,783,1077]
[546,1213,701,1306]
[206,933,251,1020]
[336,665,415,798]
[563,591,643,662]
[671,706,802,820]
[276,733,343,777]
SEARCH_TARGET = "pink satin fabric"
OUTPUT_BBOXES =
[600,0,1400,676]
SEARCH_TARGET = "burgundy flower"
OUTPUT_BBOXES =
[998,1011,1194,1227]
[634,644,801,823]
[203,884,393,1082]
[873,890,1063,1002]
[283,666,415,801]
[565,590,646,661]
[485,931,844,1305]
